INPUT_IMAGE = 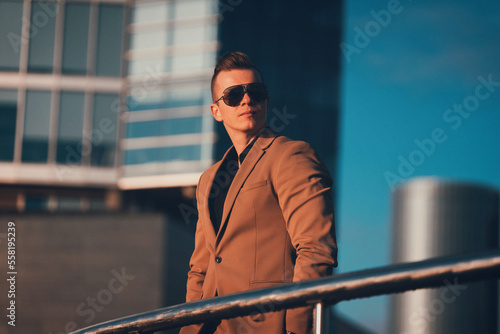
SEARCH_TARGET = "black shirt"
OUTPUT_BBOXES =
[209,138,257,233]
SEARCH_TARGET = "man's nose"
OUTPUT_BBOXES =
[240,92,252,105]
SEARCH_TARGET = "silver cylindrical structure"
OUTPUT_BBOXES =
[390,177,499,334]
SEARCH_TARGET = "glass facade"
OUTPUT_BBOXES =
[57,92,85,164]
[62,3,90,75]
[0,1,23,71]
[123,0,219,181]
[27,1,58,73]
[22,91,52,163]
[0,0,341,194]
[0,0,125,192]
[96,4,125,76]
[0,90,18,161]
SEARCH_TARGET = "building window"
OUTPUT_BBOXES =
[0,90,18,161]
[92,94,118,167]
[56,92,85,165]
[132,1,170,24]
[25,195,50,211]
[58,196,82,211]
[95,4,124,77]
[27,1,58,73]
[173,0,211,20]
[124,144,202,165]
[62,3,90,75]
[0,1,24,71]
[126,117,203,138]
[130,30,169,50]
[22,91,52,163]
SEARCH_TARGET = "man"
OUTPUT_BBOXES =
[180,52,337,334]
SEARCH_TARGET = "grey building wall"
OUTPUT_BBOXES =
[0,213,194,334]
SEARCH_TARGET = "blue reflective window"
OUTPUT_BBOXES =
[128,89,205,111]
[25,195,49,211]
[28,1,58,73]
[62,3,90,74]
[0,1,23,71]
[124,145,202,165]
[0,90,17,161]
[22,91,51,162]
[57,92,85,165]
[92,94,118,166]
[126,117,203,138]
[96,4,124,76]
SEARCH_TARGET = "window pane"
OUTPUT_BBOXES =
[0,1,23,71]
[174,0,208,20]
[124,145,202,165]
[130,30,168,50]
[170,53,204,73]
[128,57,168,76]
[57,92,84,164]
[126,117,203,138]
[0,90,18,161]
[22,91,51,162]
[132,2,170,24]
[25,195,49,211]
[28,1,58,73]
[96,4,124,76]
[128,87,206,111]
[62,3,90,74]
[58,197,82,211]
[172,24,206,46]
[92,94,118,166]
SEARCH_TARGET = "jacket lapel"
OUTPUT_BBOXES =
[216,130,279,246]
[198,158,224,250]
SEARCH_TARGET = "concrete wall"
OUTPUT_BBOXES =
[0,213,193,334]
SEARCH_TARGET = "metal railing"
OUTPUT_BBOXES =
[71,250,500,334]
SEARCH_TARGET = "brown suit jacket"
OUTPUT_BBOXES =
[180,130,337,334]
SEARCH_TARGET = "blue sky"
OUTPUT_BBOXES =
[336,0,500,331]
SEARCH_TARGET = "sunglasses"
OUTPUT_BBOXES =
[214,82,268,107]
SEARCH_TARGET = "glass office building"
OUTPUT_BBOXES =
[0,1,345,332]
[0,0,219,211]
[0,0,342,211]
[122,0,218,190]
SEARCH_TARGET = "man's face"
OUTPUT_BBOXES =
[210,69,269,138]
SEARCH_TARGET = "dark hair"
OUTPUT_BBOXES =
[211,51,264,102]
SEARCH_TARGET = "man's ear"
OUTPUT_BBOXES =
[211,103,223,122]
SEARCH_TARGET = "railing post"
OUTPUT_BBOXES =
[314,302,325,334]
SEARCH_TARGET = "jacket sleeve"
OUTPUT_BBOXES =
[275,141,338,334]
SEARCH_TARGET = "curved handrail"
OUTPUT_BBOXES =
[71,250,500,334]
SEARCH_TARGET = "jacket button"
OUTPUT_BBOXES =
[215,256,222,263]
